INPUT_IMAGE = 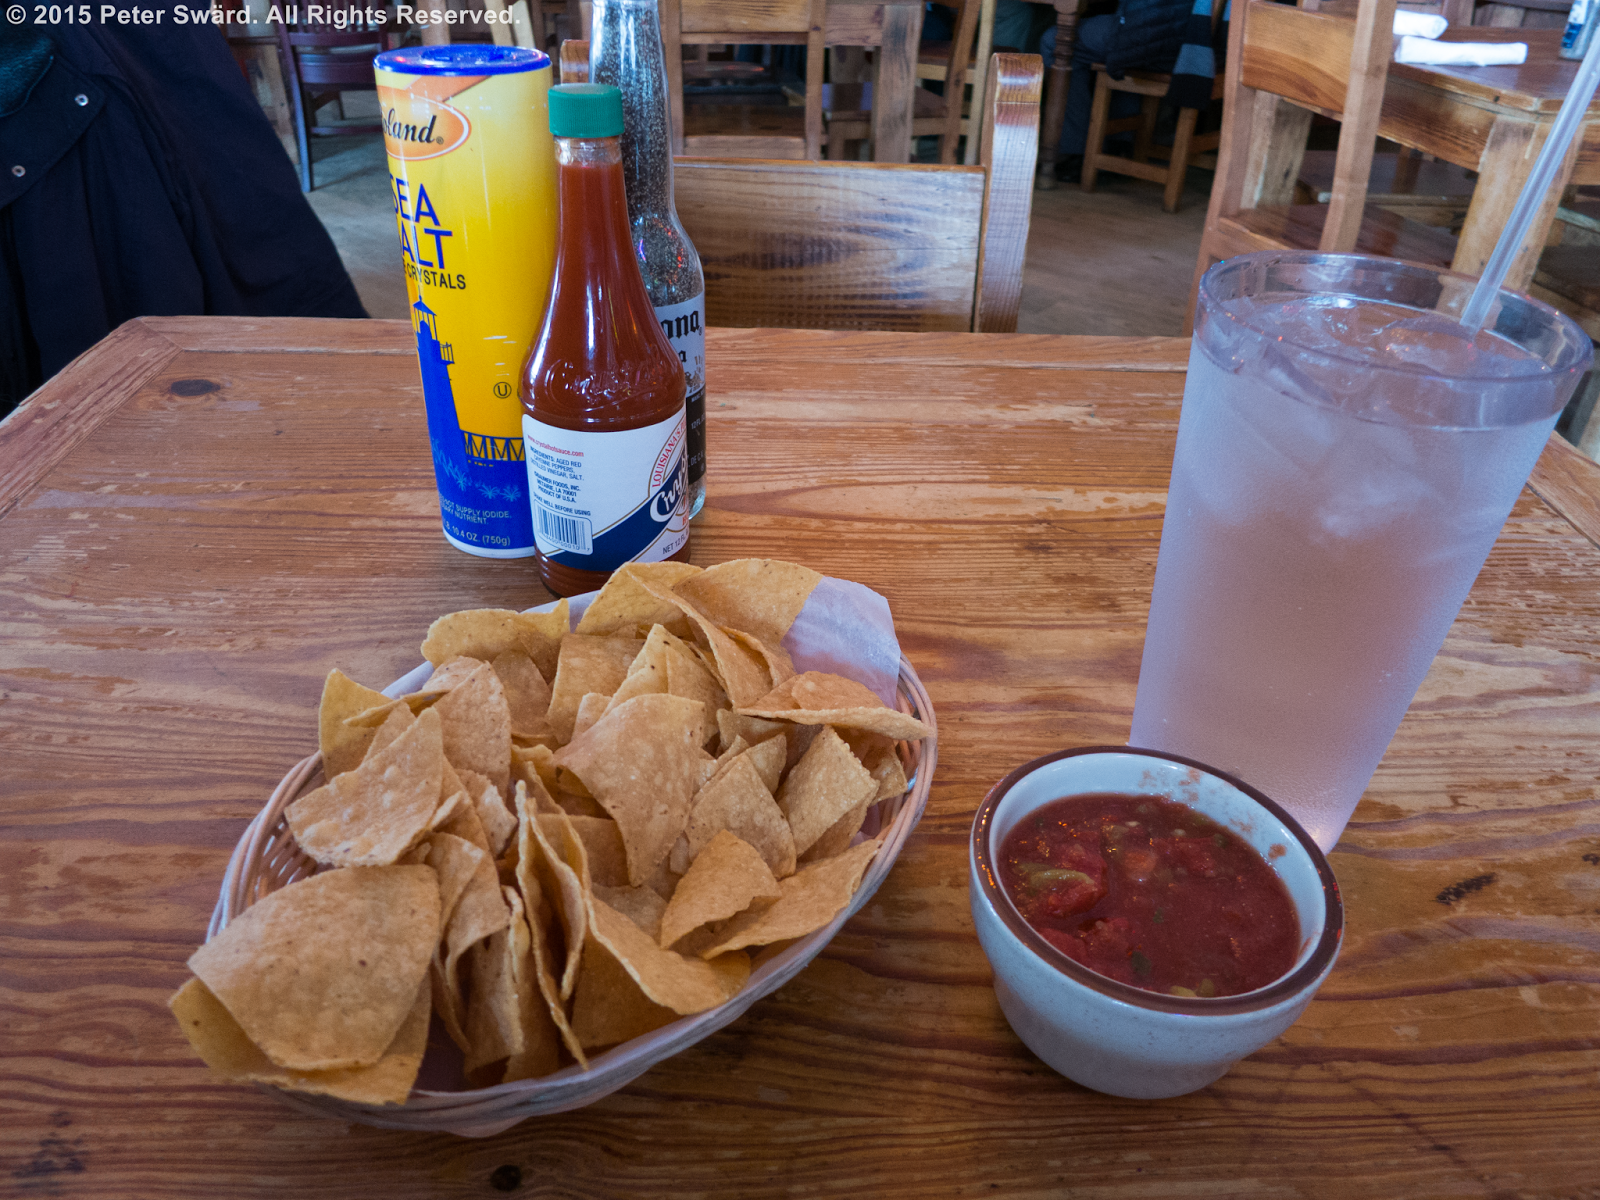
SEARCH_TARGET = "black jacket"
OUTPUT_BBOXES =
[0,13,365,416]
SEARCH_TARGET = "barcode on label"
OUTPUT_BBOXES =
[537,506,592,554]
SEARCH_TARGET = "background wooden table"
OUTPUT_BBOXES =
[1382,28,1600,290]
[3,318,1599,1198]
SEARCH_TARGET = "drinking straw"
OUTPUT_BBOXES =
[1459,30,1600,332]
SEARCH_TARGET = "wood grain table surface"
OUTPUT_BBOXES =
[3,317,1599,1199]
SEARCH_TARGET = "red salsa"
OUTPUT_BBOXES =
[998,793,1300,997]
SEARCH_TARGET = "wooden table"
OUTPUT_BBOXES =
[4,317,1600,1197]
[1382,28,1599,289]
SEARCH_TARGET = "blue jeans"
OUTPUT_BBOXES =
[1039,13,1143,156]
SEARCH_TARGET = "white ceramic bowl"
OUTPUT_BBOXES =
[969,747,1343,1099]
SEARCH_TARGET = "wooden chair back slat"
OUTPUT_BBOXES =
[673,52,1040,331]
[824,3,885,44]
[678,0,815,33]
[662,0,827,158]
[678,159,986,330]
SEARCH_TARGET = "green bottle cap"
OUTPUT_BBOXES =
[548,84,624,139]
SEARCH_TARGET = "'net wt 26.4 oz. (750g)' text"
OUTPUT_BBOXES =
[374,45,557,557]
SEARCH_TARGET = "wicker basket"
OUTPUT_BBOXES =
[206,654,937,1138]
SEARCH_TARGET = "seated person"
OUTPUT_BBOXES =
[1039,0,1211,182]
[0,13,366,418]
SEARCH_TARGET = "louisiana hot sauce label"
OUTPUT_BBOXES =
[522,409,689,570]
[374,46,557,558]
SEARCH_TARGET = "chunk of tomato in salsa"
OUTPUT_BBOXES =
[997,793,1300,997]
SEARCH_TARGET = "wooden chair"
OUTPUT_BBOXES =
[1080,0,1226,213]
[661,0,828,159]
[1188,0,1459,325]
[917,0,997,165]
[674,53,1042,331]
[275,14,402,192]
[821,0,981,163]
[810,1,929,163]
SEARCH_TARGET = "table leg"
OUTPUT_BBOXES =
[1455,114,1581,293]
[1036,0,1080,190]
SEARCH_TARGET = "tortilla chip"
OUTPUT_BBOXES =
[517,788,590,1001]
[318,669,391,778]
[658,831,781,950]
[643,855,683,902]
[569,933,680,1049]
[727,628,796,692]
[716,709,790,755]
[800,796,873,862]
[554,789,608,819]
[433,663,512,796]
[463,886,528,1076]
[491,650,554,741]
[434,788,491,856]
[170,975,429,1105]
[698,837,880,958]
[685,755,797,878]
[546,633,646,744]
[551,815,629,889]
[775,725,879,857]
[592,882,669,940]
[668,834,691,876]
[710,735,749,778]
[421,603,568,683]
[574,561,703,637]
[607,633,670,709]
[661,637,727,744]
[429,789,466,832]
[287,709,445,867]
[740,736,787,796]
[671,559,821,647]
[502,888,562,1082]
[551,694,715,885]
[572,692,612,741]
[438,844,511,1052]
[363,703,417,765]
[401,831,485,931]
[407,655,485,704]
[187,865,440,1071]
[586,895,739,1015]
[512,742,560,800]
[628,576,772,708]
[461,769,516,858]
[741,672,932,742]
[519,865,588,1069]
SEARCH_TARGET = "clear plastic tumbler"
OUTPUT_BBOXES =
[1130,252,1592,852]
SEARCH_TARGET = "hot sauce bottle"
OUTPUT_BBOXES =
[521,84,691,598]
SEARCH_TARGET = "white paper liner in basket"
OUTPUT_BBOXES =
[206,655,935,1138]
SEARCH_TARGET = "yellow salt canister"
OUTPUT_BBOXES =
[374,45,557,557]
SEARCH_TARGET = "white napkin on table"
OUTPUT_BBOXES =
[1395,35,1528,65]
[1393,10,1449,38]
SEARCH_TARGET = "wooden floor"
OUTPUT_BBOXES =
[305,132,1212,337]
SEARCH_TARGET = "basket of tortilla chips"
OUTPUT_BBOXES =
[171,559,936,1137]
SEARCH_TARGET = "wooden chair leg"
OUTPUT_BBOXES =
[1164,106,1198,213]
[1133,95,1158,163]
[1081,70,1112,192]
